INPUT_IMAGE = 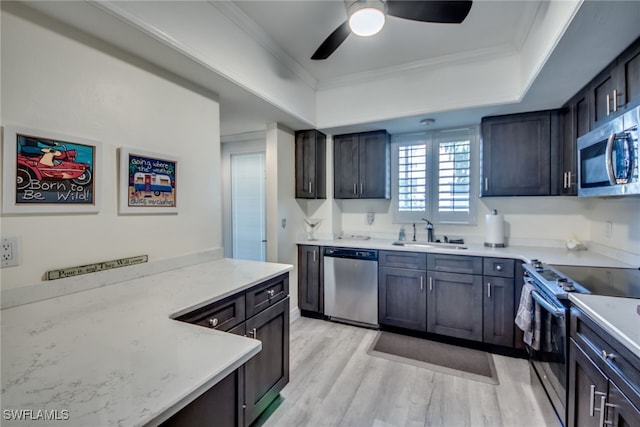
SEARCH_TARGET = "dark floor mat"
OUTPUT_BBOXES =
[368,331,499,384]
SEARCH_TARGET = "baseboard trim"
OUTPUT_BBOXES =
[289,307,301,323]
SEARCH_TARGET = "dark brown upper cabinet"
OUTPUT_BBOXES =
[295,129,326,199]
[559,89,589,196]
[334,130,390,199]
[480,110,561,197]
[617,37,640,112]
[557,36,640,196]
[589,36,640,128]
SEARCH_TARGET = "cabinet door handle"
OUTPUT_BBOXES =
[487,282,492,299]
[563,172,568,189]
[606,94,611,116]
[360,183,364,194]
[353,183,357,195]
[313,250,316,262]
[484,178,488,192]
[603,401,617,427]
[208,318,219,328]
[429,276,433,292]
[420,276,424,292]
[247,327,257,339]
[567,171,572,188]
[267,289,275,299]
[598,395,606,427]
[591,386,607,417]
[613,89,618,112]
[308,181,312,194]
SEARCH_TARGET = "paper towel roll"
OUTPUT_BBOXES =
[485,210,505,247]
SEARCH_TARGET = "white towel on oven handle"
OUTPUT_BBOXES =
[515,283,542,350]
[515,282,534,332]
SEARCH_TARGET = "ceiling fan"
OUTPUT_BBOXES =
[311,0,473,60]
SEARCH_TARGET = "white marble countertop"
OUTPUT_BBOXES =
[1,258,293,427]
[568,294,640,359]
[298,238,636,268]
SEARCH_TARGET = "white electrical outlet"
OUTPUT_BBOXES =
[1,237,20,268]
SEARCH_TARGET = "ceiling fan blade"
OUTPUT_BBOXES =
[311,20,351,60]
[386,0,472,24]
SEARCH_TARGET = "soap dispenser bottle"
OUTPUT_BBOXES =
[398,226,406,241]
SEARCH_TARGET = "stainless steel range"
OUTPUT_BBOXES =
[520,260,640,426]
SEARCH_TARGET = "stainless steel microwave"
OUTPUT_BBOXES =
[577,106,639,197]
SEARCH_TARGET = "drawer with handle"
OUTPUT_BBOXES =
[246,273,289,318]
[427,254,482,275]
[174,293,246,332]
[570,308,640,405]
[483,257,515,278]
[379,250,427,270]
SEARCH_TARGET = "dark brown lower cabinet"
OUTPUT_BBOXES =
[297,245,322,314]
[244,297,290,426]
[482,276,514,346]
[568,340,609,427]
[168,274,290,427]
[160,368,244,427]
[378,266,427,331]
[607,380,640,427]
[427,271,483,341]
[568,308,640,427]
[568,341,640,427]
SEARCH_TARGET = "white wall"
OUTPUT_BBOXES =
[335,195,639,257]
[1,4,222,289]
[583,198,640,256]
[265,124,305,310]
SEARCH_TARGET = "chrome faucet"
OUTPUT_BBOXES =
[422,218,434,242]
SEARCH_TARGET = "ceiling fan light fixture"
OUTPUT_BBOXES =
[348,0,386,37]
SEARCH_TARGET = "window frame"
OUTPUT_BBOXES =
[391,127,478,225]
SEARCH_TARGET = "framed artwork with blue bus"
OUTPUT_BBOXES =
[2,125,101,214]
[118,147,178,214]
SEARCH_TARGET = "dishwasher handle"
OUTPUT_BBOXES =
[323,247,378,261]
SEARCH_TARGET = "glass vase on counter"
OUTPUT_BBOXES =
[304,218,321,241]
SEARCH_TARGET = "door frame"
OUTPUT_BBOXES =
[221,134,266,259]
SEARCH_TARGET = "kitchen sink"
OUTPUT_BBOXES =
[392,241,468,250]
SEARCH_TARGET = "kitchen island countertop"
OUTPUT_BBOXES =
[1,258,292,427]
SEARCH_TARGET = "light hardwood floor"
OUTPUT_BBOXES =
[260,316,552,427]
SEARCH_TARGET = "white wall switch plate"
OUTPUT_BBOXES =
[1,237,20,268]
[605,221,613,239]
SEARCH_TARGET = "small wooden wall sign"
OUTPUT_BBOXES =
[46,255,148,280]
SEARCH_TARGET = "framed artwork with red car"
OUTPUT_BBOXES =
[2,125,101,214]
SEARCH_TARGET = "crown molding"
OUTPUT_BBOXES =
[513,0,545,51]
[221,130,267,144]
[316,43,517,91]
[211,1,318,90]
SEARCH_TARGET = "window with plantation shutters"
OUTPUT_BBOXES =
[392,128,477,225]
[398,144,427,213]
[438,140,470,213]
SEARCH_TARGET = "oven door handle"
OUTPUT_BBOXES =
[531,290,565,318]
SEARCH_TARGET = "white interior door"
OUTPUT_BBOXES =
[230,152,266,261]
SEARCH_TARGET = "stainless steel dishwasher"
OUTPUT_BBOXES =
[323,247,378,328]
